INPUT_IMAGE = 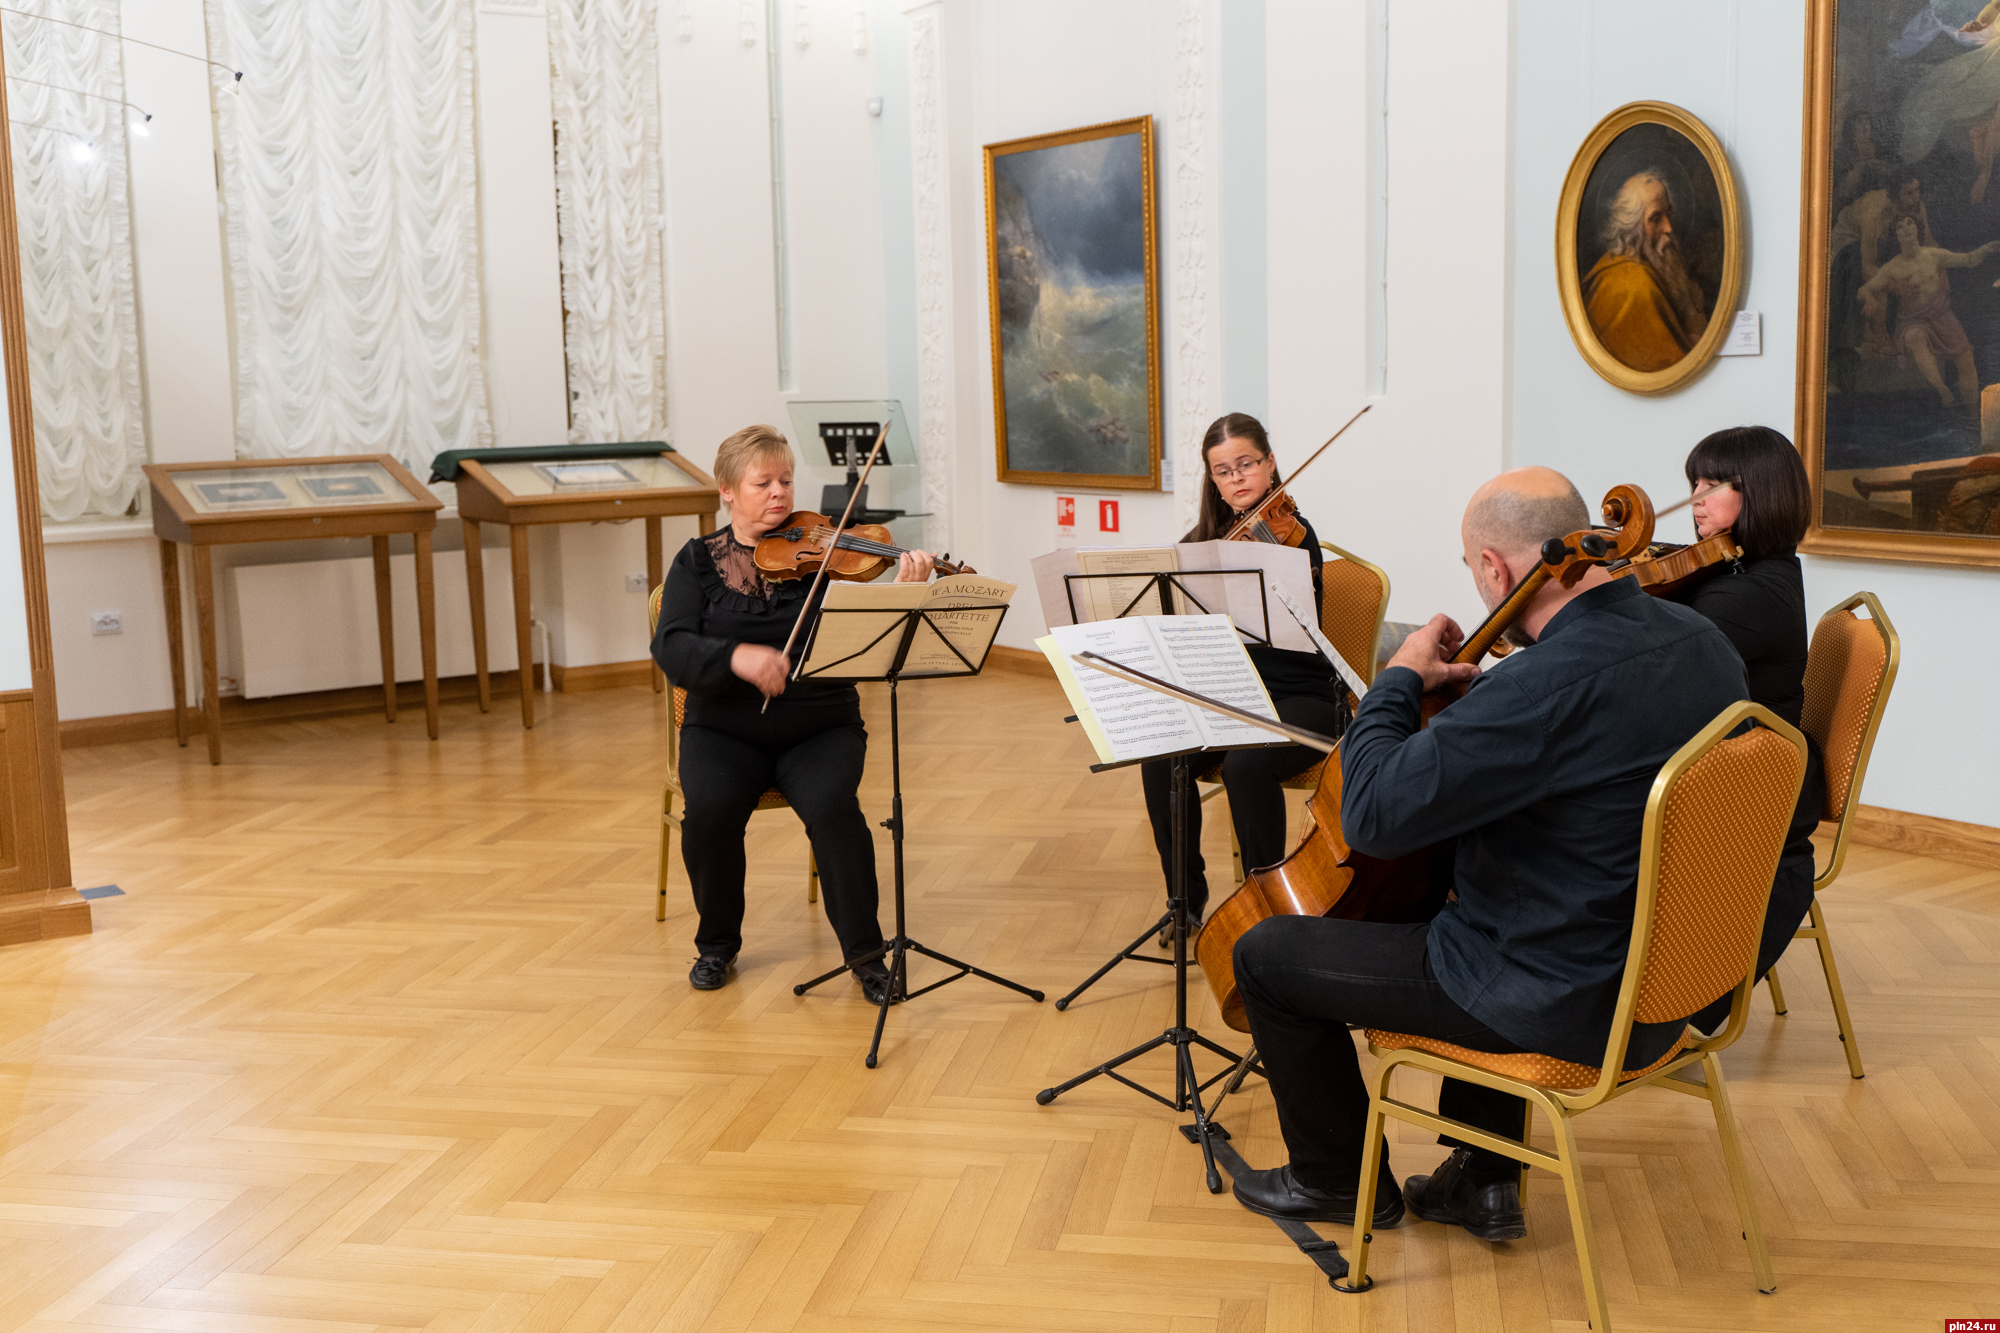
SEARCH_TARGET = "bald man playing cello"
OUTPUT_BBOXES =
[1226,467,1749,1242]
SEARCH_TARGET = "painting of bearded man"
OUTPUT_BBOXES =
[1558,106,1739,393]
[1584,171,1713,370]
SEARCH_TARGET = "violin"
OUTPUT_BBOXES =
[1612,530,1742,597]
[1195,485,1658,1031]
[753,511,974,583]
[1219,406,1371,547]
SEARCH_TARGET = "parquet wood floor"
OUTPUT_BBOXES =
[13,670,1999,1332]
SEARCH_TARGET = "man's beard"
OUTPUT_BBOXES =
[1478,582,1539,649]
[1640,231,1710,339]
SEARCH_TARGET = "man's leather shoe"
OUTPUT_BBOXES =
[688,954,736,991]
[855,962,902,1006]
[1230,1162,1405,1227]
[1404,1147,1527,1241]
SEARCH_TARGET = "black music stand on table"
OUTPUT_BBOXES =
[790,598,1044,1068]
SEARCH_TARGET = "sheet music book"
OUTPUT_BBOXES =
[1035,614,1283,767]
[1030,540,1317,652]
[801,574,1015,679]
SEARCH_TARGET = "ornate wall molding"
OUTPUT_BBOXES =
[905,1,953,553]
[1170,0,1221,533]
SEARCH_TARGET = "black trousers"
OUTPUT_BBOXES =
[678,696,886,964]
[1233,916,1533,1191]
[1140,693,1345,918]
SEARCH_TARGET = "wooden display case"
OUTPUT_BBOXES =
[145,455,445,763]
[449,450,719,728]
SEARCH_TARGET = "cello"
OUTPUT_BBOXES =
[1195,485,1658,1031]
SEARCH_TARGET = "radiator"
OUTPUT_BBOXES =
[232,546,521,699]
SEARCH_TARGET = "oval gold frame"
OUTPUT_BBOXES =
[1556,101,1743,395]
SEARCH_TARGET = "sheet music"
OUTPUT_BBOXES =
[1030,541,1314,653]
[802,575,1014,679]
[1037,614,1282,766]
[1073,546,1177,620]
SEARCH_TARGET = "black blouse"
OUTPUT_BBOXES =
[1662,554,1809,726]
[651,528,858,715]
[1243,514,1343,703]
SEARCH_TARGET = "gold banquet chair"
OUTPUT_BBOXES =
[1762,591,1899,1079]
[1199,541,1390,885]
[1340,701,1809,1333]
[649,585,819,923]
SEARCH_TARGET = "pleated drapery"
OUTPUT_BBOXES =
[204,0,491,474]
[548,0,667,442]
[6,1,148,522]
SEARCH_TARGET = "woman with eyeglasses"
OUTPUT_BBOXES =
[1660,426,1827,1032]
[1139,412,1349,942]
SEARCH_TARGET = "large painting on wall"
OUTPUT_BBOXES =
[1556,102,1742,395]
[983,117,1160,490]
[1800,0,2000,567]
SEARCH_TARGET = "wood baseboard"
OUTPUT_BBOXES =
[550,660,656,693]
[60,670,535,748]
[0,887,90,946]
[1850,804,2000,871]
[985,645,1053,678]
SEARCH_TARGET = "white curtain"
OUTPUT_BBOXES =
[5,1,147,522]
[548,0,667,443]
[204,0,491,474]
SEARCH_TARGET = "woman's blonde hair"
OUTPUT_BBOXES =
[713,424,794,490]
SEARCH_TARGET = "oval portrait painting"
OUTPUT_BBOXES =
[1557,102,1742,394]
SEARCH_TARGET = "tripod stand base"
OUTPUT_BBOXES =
[1035,1024,1244,1192]
[796,934,1044,1068]
[1052,909,1175,1010]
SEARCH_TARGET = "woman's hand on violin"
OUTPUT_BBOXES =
[731,643,790,698]
[894,549,936,583]
[1387,614,1481,691]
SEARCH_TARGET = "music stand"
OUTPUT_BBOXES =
[1035,646,1336,1192]
[790,596,1044,1067]
[1050,567,1271,1008]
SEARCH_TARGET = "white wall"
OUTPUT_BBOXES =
[1509,0,1996,827]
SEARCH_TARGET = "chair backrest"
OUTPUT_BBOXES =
[1318,541,1391,688]
[1585,701,1807,1101]
[647,583,687,763]
[1800,592,1899,832]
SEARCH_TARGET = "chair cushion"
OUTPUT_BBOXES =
[1365,1026,1693,1091]
[755,790,790,811]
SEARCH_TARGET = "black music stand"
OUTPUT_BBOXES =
[1051,568,1272,1008]
[790,599,1044,1067]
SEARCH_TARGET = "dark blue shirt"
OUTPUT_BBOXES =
[1340,578,1748,1065]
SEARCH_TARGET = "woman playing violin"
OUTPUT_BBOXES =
[651,424,936,1001]
[1140,412,1348,938]
[1660,426,1826,1031]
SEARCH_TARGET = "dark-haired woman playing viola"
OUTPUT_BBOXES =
[1139,412,1349,940]
[1661,426,1828,1032]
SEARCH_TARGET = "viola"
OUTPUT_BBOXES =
[1195,485,1658,1031]
[1613,530,1742,597]
[753,511,974,583]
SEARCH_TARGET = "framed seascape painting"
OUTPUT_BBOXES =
[984,116,1161,489]
[1556,102,1743,394]
[1800,0,2000,566]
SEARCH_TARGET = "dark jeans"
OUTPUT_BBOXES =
[678,697,885,964]
[1140,693,1345,919]
[1234,916,1533,1190]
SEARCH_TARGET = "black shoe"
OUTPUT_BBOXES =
[854,962,903,1006]
[688,954,736,991]
[1404,1146,1527,1241]
[1230,1162,1405,1227]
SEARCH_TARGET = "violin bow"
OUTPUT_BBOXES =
[1650,480,1730,526]
[1221,403,1371,542]
[765,419,892,712]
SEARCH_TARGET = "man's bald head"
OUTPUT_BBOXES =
[1463,467,1590,565]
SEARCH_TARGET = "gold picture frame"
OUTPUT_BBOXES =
[1795,1,2000,569]
[984,116,1161,490]
[1556,101,1743,395]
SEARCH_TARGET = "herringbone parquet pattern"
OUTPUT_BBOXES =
[12,670,1998,1332]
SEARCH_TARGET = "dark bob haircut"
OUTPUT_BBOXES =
[1683,426,1811,559]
